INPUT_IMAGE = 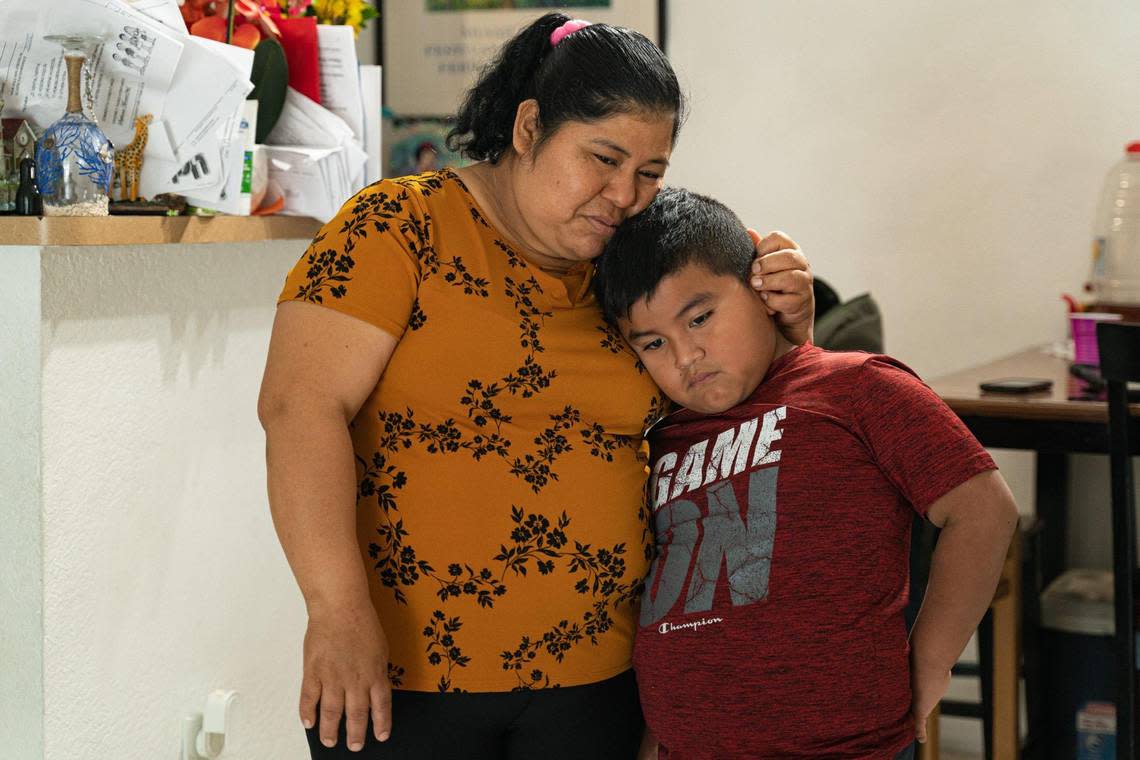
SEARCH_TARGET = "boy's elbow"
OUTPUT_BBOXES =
[985,470,1021,527]
[974,472,1021,544]
[929,469,1020,531]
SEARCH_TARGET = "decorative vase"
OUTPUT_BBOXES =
[35,35,114,217]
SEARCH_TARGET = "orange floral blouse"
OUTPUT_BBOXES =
[278,169,667,692]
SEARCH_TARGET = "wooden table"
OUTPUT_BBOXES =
[931,347,1139,579]
[930,346,1140,760]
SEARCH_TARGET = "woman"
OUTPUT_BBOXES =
[259,13,813,759]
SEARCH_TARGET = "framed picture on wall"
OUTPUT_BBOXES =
[378,0,665,118]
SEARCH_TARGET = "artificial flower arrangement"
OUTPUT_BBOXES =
[179,0,378,48]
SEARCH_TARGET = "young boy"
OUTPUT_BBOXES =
[593,188,1020,760]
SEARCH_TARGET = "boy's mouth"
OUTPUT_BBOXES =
[686,371,718,390]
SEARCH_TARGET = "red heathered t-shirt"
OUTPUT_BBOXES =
[633,344,996,759]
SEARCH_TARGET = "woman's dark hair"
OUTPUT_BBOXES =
[593,187,754,325]
[447,12,685,163]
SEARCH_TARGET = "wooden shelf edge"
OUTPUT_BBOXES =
[0,215,323,247]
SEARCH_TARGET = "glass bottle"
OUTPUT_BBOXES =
[15,158,43,216]
[35,35,114,216]
[0,149,11,213]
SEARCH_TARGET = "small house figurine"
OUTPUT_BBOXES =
[3,118,39,167]
[2,118,39,213]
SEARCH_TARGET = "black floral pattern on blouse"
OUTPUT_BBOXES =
[316,171,658,689]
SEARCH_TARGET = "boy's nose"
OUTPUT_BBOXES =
[674,341,705,371]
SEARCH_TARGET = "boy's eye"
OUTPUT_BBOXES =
[690,311,713,328]
[641,338,664,351]
[594,154,619,167]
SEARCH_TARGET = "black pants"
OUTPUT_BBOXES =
[306,670,643,760]
[894,743,916,760]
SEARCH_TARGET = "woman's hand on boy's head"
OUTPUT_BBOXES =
[747,229,814,345]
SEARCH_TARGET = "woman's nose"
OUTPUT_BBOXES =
[603,171,637,210]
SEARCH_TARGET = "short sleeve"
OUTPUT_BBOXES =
[850,357,996,515]
[277,180,426,339]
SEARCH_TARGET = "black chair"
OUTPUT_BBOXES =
[1096,320,1140,760]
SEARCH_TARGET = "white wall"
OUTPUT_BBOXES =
[665,1,1140,752]
[1,247,44,760]
[37,243,310,759]
[667,0,1140,377]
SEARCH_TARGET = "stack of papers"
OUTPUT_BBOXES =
[0,0,253,202]
[263,145,357,222]
[0,0,379,218]
[265,86,366,220]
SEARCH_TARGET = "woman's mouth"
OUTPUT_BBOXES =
[585,216,618,236]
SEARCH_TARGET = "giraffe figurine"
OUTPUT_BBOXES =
[113,114,152,202]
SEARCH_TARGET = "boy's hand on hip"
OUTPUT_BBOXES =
[301,600,392,752]
[910,659,951,744]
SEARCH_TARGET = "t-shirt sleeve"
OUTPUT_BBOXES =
[849,356,996,516]
[277,180,426,338]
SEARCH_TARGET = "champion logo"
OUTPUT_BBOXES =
[657,616,724,635]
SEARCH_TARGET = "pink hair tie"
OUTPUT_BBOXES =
[550,19,592,47]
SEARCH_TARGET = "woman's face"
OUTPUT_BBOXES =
[510,106,675,268]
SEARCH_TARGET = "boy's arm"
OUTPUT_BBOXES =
[908,469,1020,743]
[636,727,659,760]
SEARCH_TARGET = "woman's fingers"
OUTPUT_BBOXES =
[319,688,345,748]
[745,229,815,345]
[755,267,812,296]
[751,248,810,278]
[299,673,321,730]
[749,230,802,259]
[344,686,371,752]
[371,681,393,742]
[300,602,392,749]
[757,267,813,326]
[301,659,391,751]
[764,292,813,320]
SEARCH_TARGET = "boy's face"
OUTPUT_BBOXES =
[619,263,791,415]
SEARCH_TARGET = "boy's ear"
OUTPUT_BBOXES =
[512,99,542,159]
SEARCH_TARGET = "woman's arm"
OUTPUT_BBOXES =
[747,229,814,345]
[258,301,401,752]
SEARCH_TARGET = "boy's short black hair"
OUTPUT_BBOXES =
[593,187,755,325]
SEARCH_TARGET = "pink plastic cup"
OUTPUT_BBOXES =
[1070,312,1123,365]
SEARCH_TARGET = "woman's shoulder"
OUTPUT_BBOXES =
[353,169,467,210]
[325,170,487,239]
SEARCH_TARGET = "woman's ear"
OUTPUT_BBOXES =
[512,99,542,160]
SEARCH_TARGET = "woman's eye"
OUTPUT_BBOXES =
[690,311,713,328]
[594,154,618,167]
[639,170,662,180]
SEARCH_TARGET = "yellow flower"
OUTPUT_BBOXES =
[311,0,376,35]
[345,0,363,30]
[311,0,346,24]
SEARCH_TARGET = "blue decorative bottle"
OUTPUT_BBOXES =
[36,35,114,216]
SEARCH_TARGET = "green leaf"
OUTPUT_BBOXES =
[249,37,288,143]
